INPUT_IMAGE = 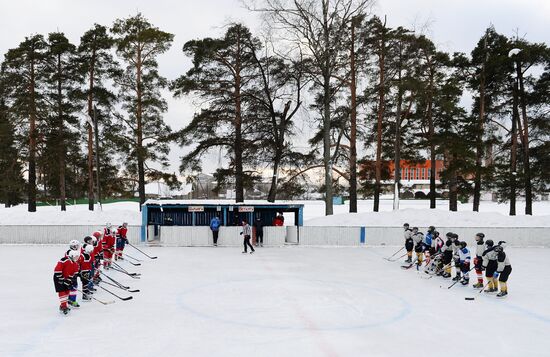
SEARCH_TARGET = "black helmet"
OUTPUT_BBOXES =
[476,232,485,239]
[485,239,494,248]
[452,233,459,239]
[428,226,435,232]
[433,231,440,237]
[403,223,410,227]
[412,227,419,232]
[460,241,467,248]
[83,236,93,244]
[446,232,453,238]
[494,245,503,253]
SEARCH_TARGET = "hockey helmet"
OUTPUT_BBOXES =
[412,227,419,233]
[446,232,453,238]
[494,245,503,253]
[92,231,103,239]
[122,222,128,228]
[68,249,80,261]
[460,241,467,249]
[69,239,80,250]
[106,222,112,229]
[403,223,410,228]
[433,231,440,237]
[428,226,435,232]
[485,239,494,248]
[475,232,485,239]
[83,236,93,244]
[452,233,459,240]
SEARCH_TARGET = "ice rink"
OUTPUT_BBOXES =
[1,245,549,357]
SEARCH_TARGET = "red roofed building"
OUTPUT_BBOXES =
[388,160,445,181]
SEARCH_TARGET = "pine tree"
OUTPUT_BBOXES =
[111,13,174,207]
[1,35,48,211]
[77,23,118,209]
[171,24,261,203]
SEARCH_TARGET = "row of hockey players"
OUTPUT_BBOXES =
[403,223,512,297]
[53,222,129,314]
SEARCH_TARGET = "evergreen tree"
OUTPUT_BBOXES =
[111,13,174,207]
[171,24,261,203]
[77,23,119,209]
[1,35,48,211]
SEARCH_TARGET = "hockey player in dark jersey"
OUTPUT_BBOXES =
[53,249,80,315]
[482,240,498,293]
[79,242,95,301]
[403,223,414,263]
[494,241,512,297]
[412,227,424,267]
[440,232,454,278]
[457,241,471,285]
[472,233,485,288]
[451,233,462,281]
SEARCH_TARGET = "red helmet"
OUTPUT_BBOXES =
[92,231,103,239]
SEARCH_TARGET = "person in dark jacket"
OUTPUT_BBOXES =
[210,216,221,246]
[253,217,264,247]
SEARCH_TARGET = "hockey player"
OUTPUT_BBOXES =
[115,222,129,260]
[65,240,81,308]
[403,223,414,263]
[412,227,425,266]
[494,242,512,297]
[102,223,116,269]
[423,226,435,263]
[440,232,454,278]
[91,231,103,285]
[79,242,95,301]
[451,233,462,281]
[53,249,80,315]
[472,233,485,288]
[457,241,471,285]
[482,240,498,293]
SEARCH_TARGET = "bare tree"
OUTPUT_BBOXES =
[250,0,373,215]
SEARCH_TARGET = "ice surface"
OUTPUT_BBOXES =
[1,246,549,357]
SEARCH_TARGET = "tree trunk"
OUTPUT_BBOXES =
[449,155,458,212]
[234,29,244,203]
[473,37,487,212]
[349,19,358,213]
[322,2,333,216]
[510,81,519,216]
[267,150,281,202]
[393,40,403,211]
[374,26,385,213]
[136,47,146,208]
[28,58,37,212]
[57,53,67,211]
[87,48,96,211]
[427,64,436,209]
[517,61,532,215]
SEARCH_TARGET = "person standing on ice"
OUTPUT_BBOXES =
[53,249,80,315]
[494,241,512,297]
[115,222,129,260]
[241,219,255,254]
[102,223,116,270]
[91,231,103,285]
[451,233,462,281]
[65,240,81,308]
[253,217,264,247]
[403,223,414,263]
[457,241,471,285]
[79,243,94,301]
[440,232,454,278]
[210,215,221,246]
[482,240,498,293]
[472,233,486,288]
[412,227,424,266]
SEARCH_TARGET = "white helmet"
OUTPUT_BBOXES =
[84,244,94,254]
[69,240,80,250]
[68,249,80,261]
[106,222,112,229]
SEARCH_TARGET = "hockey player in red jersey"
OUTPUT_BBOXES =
[102,223,116,270]
[115,222,129,261]
[91,231,103,284]
[65,240,81,308]
[79,242,95,301]
[53,249,80,315]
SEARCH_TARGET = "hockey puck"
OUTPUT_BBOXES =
[465,297,475,301]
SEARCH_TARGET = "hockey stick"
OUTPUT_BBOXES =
[388,252,408,262]
[112,261,141,276]
[383,247,404,261]
[110,265,141,279]
[128,242,157,259]
[448,266,476,289]
[123,253,143,262]
[77,289,114,305]
[100,271,130,289]
[122,258,141,266]
[98,285,133,301]
[102,280,140,293]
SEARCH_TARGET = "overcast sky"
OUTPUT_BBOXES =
[2,0,549,176]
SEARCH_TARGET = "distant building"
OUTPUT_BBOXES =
[387,160,445,182]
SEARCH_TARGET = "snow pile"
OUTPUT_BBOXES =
[304,208,550,227]
[0,202,141,225]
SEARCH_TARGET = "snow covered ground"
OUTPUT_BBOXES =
[1,245,549,357]
[1,199,549,227]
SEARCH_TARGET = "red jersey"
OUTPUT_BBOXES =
[116,226,128,239]
[78,252,93,272]
[102,228,116,251]
[54,257,80,280]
